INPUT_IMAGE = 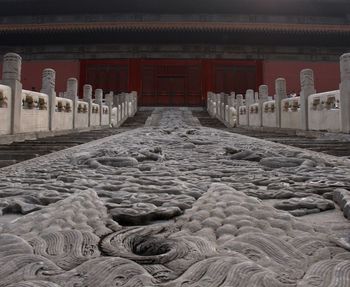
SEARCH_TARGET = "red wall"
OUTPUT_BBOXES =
[263,60,340,95]
[0,59,341,99]
[0,60,80,93]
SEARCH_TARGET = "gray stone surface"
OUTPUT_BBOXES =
[0,107,350,286]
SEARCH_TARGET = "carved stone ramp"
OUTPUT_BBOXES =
[0,107,350,286]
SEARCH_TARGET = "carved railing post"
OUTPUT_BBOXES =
[300,69,316,130]
[83,85,93,127]
[340,53,350,133]
[236,94,243,125]
[41,68,56,131]
[1,53,22,134]
[259,85,269,127]
[66,78,78,129]
[105,91,113,125]
[254,92,259,103]
[95,89,103,126]
[275,78,287,128]
[245,89,254,126]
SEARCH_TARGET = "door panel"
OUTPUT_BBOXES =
[80,59,261,106]
[157,77,186,106]
[141,62,202,106]
[83,62,129,97]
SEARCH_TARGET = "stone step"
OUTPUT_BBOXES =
[195,110,350,158]
[0,110,153,168]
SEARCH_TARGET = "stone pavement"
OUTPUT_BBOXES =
[1,107,350,286]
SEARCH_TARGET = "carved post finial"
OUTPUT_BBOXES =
[41,68,56,131]
[1,53,23,134]
[83,84,92,101]
[300,69,315,90]
[66,78,78,101]
[66,78,78,129]
[2,53,22,81]
[83,84,93,127]
[275,78,287,128]
[105,92,114,125]
[340,53,350,82]
[95,89,103,125]
[300,69,316,130]
[340,53,350,133]
[41,68,56,94]
[259,85,269,127]
[95,89,103,104]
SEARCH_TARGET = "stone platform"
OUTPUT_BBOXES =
[1,108,350,286]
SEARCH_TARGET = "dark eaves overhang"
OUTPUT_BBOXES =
[0,21,350,35]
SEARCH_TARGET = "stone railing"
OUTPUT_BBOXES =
[207,92,237,127]
[21,90,49,133]
[0,52,138,143]
[308,90,340,132]
[207,52,350,134]
[0,84,12,135]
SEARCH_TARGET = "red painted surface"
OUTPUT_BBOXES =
[80,60,129,98]
[80,59,262,106]
[1,59,340,104]
[138,59,203,106]
[210,59,261,94]
[0,61,80,93]
[263,61,340,95]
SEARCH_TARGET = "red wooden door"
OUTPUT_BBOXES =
[140,60,202,106]
[80,59,262,105]
[80,60,129,97]
[157,76,186,106]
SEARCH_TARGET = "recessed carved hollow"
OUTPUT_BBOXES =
[0,91,8,108]
[325,96,336,110]
[38,97,47,110]
[65,102,71,112]
[312,98,320,110]
[101,228,179,264]
[291,100,299,112]
[57,101,63,112]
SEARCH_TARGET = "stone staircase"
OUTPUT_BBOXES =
[0,110,153,168]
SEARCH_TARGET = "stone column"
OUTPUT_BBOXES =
[300,69,316,130]
[207,92,211,113]
[41,68,56,131]
[83,85,92,127]
[66,78,78,129]
[127,93,132,117]
[275,78,287,128]
[221,94,225,121]
[246,89,254,126]
[224,94,229,123]
[228,93,235,108]
[125,93,130,119]
[340,53,350,133]
[236,94,243,126]
[259,85,269,127]
[95,89,103,126]
[118,104,122,123]
[1,53,22,134]
[217,94,221,119]
[134,91,138,116]
[113,93,120,108]
[105,92,114,125]
[254,92,259,103]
